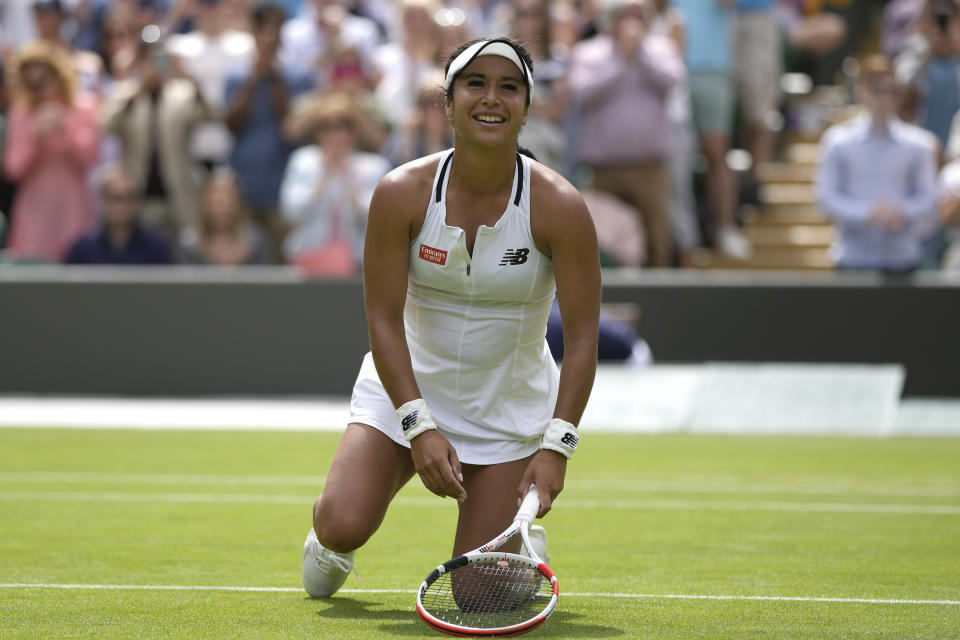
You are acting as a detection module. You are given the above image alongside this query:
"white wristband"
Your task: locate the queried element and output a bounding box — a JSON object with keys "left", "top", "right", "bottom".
{"left": 396, "top": 398, "right": 438, "bottom": 442}
{"left": 540, "top": 418, "right": 578, "bottom": 459}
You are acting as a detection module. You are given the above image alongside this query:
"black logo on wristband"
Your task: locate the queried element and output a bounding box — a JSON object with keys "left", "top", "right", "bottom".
{"left": 559, "top": 431, "right": 579, "bottom": 449}
{"left": 401, "top": 411, "right": 419, "bottom": 432}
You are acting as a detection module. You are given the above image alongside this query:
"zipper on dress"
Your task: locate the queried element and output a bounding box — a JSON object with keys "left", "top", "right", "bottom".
{"left": 466, "top": 263, "right": 471, "bottom": 276}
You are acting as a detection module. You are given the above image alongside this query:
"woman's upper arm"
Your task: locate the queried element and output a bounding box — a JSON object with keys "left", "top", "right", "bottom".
{"left": 362, "top": 168, "right": 426, "bottom": 330}
{"left": 533, "top": 174, "right": 602, "bottom": 342}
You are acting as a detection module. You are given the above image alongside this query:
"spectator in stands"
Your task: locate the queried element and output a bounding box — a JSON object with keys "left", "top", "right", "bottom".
{"left": 283, "top": 51, "right": 389, "bottom": 154}
{"left": 225, "top": 2, "right": 314, "bottom": 260}
{"left": 672, "top": 0, "right": 752, "bottom": 260}
{"left": 352, "top": 0, "right": 392, "bottom": 35}
{"left": 883, "top": 0, "right": 927, "bottom": 59}
{"left": 221, "top": 0, "right": 256, "bottom": 33}
{"left": 938, "top": 156, "right": 960, "bottom": 268}
{"left": 567, "top": 0, "right": 684, "bottom": 268}
{"left": 317, "top": 40, "right": 390, "bottom": 152}
{"left": 30, "top": 0, "right": 105, "bottom": 96}
{"left": 387, "top": 72, "right": 453, "bottom": 166}
{"left": 440, "top": 0, "right": 496, "bottom": 36}
{"left": 65, "top": 163, "right": 172, "bottom": 264}
{"left": 558, "top": 0, "right": 603, "bottom": 42}
{"left": 274, "top": 0, "right": 304, "bottom": 22}
{"left": 733, "top": 0, "right": 782, "bottom": 207}
{"left": 166, "top": 0, "right": 255, "bottom": 169}
{"left": 435, "top": 5, "right": 471, "bottom": 64}
{"left": 94, "top": 7, "right": 141, "bottom": 84}
{"left": 581, "top": 186, "right": 646, "bottom": 267}
{"left": 279, "top": 92, "right": 390, "bottom": 276}
{"left": 650, "top": 0, "right": 701, "bottom": 266}
{"left": 0, "top": 61, "right": 15, "bottom": 249}
{"left": 777, "top": 0, "right": 847, "bottom": 59}
{"left": 815, "top": 54, "right": 939, "bottom": 274}
{"left": 179, "top": 169, "right": 274, "bottom": 265}
{"left": 895, "top": 0, "right": 960, "bottom": 154}
{"left": 280, "top": 0, "right": 381, "bottom": 86}
{"left": 504, "top": 0, "right": 570, "bottom": 174}
{"left": 101, "top": 34, "right": 214, "bottom": 242}
{"left": 3, "top": 42, "right": 99, "bottom": 261}
{"left": 547, "top": 301, "right": 653, "bottom": 366}
{"left": 1, "top": 0, "right": 40, "bottom": 55}
{"left": 373, "top": 0, "right": 442, "bottom": 155}
{"left": 549, "top": 0, "right": 589, "bottom": 53}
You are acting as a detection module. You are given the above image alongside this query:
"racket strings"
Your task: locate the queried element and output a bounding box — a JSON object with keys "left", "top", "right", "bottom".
{"left": 421, "top": 561, "right": 553, "bottom": 629}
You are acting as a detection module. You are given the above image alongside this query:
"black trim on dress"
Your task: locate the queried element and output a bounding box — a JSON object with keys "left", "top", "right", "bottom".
{"left": 436, "top": 153, "right": 454, "bottom": 203}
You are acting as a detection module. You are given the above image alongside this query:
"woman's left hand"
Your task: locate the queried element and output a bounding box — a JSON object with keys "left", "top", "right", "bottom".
{"left": 518, "top": 450, "right": 567, "bottom": 518}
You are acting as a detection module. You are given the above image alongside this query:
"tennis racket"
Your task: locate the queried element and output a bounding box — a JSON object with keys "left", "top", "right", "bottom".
{"left": 415, "top": 485, "right": 558, "bottom": 637}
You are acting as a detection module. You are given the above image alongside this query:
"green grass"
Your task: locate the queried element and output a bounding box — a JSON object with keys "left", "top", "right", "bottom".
{"left": 1, "top": 429, "right": 959, "bottom": 639}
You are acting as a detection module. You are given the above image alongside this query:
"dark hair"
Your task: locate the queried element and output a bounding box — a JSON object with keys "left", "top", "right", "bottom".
{"left": 443, "top": 37, "right": 535, "bottom": 108}
{"left": 251, "top": 2, "right": 286, "bottom": 28}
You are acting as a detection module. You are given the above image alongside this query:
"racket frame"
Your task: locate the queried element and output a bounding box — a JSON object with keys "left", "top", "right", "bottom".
{"left": 415, "top": 487, "right": 559, "bottom": 637}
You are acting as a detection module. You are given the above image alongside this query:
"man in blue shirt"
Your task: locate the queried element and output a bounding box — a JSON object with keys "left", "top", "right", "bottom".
{"left": 65, "top": 164, "right": 172, "bottom": 265}
{"left": 816, "top": 55, "right": 939, "bottom": 273}
{"left": 225, "top": 2, "right": 315, "bottom": 261}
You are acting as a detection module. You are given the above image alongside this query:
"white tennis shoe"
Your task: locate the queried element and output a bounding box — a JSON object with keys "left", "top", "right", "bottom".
{"left": 302, "top": 528, "right": 358, "bottom": 598}
{"left": 521, "top": 525, "right": 550, "bottom": 566}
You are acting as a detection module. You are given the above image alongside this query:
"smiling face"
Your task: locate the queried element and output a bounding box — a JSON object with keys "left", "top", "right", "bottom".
{"left": 445, "top": 55, "right": 529, "bottom": 148}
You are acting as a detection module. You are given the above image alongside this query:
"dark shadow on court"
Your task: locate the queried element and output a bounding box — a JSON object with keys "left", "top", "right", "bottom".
{"left": 377, "top": 610, "right": 624, "bottom": 637}
{"left": 309, "top": 596, "right": 412, "bottom": 622}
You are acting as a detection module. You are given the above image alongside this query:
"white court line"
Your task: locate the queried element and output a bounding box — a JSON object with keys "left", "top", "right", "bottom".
{"left": 0, "top": 472, "right": 326, "bottom": 487}
{"left": 574, "top": 479, "right": 960, "bottom": 498}
{"left": 0, "top": 397, "right": 349, "bottom": 431}
{"left": 0, "top": 583, "right": 958, "bottom": 606}
{"left": 1, "top": 491, "right": 959, "bottom": 515}
{"left": 561, "top": 498, "right": 960, "bottom": 515}
{"left": 3, "top": 472, "right": 959, "bottom": 497}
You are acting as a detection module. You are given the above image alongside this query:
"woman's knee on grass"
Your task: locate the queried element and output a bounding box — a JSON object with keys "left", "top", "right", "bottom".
{"left": 312, "top": 494, "right": 376, "bottom": 553}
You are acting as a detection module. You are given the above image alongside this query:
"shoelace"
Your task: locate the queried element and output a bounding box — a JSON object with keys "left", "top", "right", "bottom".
{"left": 316, "top": 548, "right": 361, "bottom": 581}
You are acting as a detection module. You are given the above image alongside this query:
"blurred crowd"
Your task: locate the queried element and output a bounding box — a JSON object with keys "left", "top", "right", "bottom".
{"left": 0, "top": 0, "right": 956, "bottom": 274}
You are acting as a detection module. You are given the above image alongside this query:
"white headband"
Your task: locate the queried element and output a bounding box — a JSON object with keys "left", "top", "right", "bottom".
{"left": 443, "top": 40, "right": 534, "bottom": 102}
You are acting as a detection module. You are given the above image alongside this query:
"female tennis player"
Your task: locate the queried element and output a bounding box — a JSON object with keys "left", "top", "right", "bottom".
{"left": 303, "top": 37, "right": 601, "bottom": 598}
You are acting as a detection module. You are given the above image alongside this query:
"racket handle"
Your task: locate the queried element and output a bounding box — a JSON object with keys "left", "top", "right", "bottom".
{"left": 516, "top": 485, "right": 540, "bottom": 523}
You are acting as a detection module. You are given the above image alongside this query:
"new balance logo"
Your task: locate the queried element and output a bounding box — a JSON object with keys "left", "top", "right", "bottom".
{"left": 560, "top": 432, "right": 579, "bottom": 449}
{"left": 499, "top": 248, "right": 529, "bottom": 265}
{"left": 401, "top": 411, "right": 419, "bottom": 432}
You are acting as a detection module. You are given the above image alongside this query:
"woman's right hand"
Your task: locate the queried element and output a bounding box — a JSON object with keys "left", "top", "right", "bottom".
{"left": 410, "top": 430, "right": 467, "bottom": 502}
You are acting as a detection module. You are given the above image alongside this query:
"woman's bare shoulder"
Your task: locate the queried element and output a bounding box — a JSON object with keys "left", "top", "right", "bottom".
{"left": 528, "top": 159, "right": 588, "bottom": 218}
{"left": 373, "top": 151, "right": 448, "bottom": 211}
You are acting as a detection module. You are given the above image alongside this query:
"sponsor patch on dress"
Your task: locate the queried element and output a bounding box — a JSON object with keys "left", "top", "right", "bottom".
{"left": 419, "top": 244, "right": 448, "bottom": 265}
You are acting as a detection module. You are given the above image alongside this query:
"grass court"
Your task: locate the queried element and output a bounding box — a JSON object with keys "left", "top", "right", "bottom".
{"left": 1, "top": 427, "right": 958, "bottom": 639}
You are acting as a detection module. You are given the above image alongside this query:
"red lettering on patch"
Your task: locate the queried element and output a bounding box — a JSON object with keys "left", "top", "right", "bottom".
{"left": 419, "top": 244, "right": 448, "bottom": 266}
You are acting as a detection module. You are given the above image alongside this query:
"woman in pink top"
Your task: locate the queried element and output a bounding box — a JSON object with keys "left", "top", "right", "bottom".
{"left": 4, "top": 42, "right": 100, "bottom": 261}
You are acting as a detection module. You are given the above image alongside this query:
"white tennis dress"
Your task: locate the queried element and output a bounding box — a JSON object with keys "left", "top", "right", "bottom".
{"left": 350, "top": 150, "right": 560, "bottom": 464}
